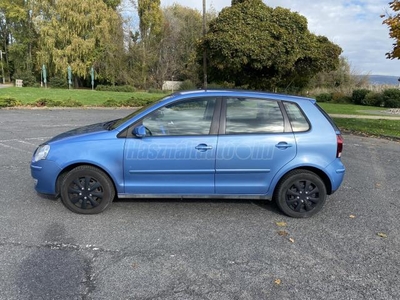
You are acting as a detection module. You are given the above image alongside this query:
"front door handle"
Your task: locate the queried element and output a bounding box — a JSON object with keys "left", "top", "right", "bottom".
{"left": 195, "top": 144, "right": 213, "bottom": 152}
{"left": 275, "top": 142, "right": 293, "bottom": 150}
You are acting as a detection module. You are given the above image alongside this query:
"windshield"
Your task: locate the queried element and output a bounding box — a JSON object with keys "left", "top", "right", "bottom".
{"left": 109, "top": 96, "right": 171, "bottom": 130}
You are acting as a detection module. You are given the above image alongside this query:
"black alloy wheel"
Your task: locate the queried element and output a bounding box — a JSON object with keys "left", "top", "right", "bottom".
{"left": 275, "top": 170, "right": 327, "bottom": 218}
{"left": 60, "top": 165, "right": 115, "bottom": 214}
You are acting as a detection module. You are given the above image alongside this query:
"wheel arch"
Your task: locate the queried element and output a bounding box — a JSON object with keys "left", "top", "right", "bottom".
{"left": 273, "top": 166, "right": 333, "bottom": 196}
{"left": 56, "top": 163, "right": 118, "bottom": 197}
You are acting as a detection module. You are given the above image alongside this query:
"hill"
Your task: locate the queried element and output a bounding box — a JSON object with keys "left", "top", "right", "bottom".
{"left": 368, "top": 75, "right": 399, "bottom": 86}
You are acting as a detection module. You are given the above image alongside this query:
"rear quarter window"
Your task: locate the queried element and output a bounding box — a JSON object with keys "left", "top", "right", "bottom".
{"left": 283, "top": 102, "right": 310, "bottom": 132}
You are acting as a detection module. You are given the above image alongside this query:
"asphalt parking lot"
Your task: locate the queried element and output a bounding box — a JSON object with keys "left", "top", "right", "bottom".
{"left": 0, "top": 108, "right": 399, "bottom": 299}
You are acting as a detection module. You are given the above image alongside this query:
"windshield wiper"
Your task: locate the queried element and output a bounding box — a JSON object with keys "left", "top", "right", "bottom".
{"left": 102, "top": 119, "right": 118, "bottom": 130}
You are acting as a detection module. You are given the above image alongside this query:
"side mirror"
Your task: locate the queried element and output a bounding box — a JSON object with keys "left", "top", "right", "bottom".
{"left": 133, "top": 125, "right": 146, "bottom": 138}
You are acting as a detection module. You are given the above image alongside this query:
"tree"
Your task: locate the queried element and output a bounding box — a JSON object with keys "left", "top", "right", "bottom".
{"left": 231, "top": 0, "right": 250, "bottom": 5}
{"left": 155, "top": 5, "right": 203, "bottom": 85}
{"left": 0, "top": 0, "right": 39, "bottom": 84}
{"left": 201, "top": 0, "right": 342, "bottom": 91}
{"left": 382, "top": 0, "right": 400, "bottom": 59}
{"left": 102, "top": 0, "right": 121, "bottom": 10}
{"left": 36, "top": 0, "right": 123, "bottom": 85}
{"left": 135, "top": 0, "right": 163, "bottom": 88}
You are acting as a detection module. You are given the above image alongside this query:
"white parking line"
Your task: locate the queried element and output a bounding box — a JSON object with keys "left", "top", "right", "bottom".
{"left": 0, "top": 137, "right": 50, "bottom": 143}
{"left": 0, "top": 142, "right": 32, "bottom": 154}
{"left": 40, "top": 124, "right": 77, "bottom": 127}
{"left": 15, "top": 140, "right": 38, "bottom": 146}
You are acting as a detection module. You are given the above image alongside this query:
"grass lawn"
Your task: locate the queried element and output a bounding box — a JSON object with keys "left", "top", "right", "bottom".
{"left": 318, "top": 102, "right": 387, "bottom": 115}
{"left": 333, "top": 118, "right": 400, "bottom": 138}
{"left": 0, "top": 87, "right": 167, "bottom": 106}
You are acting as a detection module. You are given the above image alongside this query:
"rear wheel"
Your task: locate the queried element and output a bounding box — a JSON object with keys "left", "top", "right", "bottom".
{"left": 60, "top": 165, "right": 115, "bottom": 214}
{"left": 275, "top": 170, "right": 327, "bottom": 218}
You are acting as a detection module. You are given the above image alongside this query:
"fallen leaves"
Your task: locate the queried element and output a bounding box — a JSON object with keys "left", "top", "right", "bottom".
{"left": 274, "top": 279, "right": 282, "bottom": 285}
{"left": 277, "top": 230, "right": 288, "bottom": 236}
{"left": 275, "top": 221, "right": 287, "bottom": 227}
{"left": 377, "top": 232, "right": 388, "bottom": 238}
{"left": 275, "top": 221, "right": 294, "bottom": 243}
{"left": 349, "top": 214, "right": 356, "bottom": 219}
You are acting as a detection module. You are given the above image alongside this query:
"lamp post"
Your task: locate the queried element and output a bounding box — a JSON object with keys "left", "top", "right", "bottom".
{"left": 0, "top": 50, "right": 5, "bottom": 84}
{"left": 68, "top": 66, "right": 72, "bottom": 89}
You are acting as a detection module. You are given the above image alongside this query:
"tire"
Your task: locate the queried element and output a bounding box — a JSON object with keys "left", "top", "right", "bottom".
{"left": 274, "top": 170, "right": 327, "bottom": 218}
{"left": 60, "top": 165, "right": 115, "bottom": 214}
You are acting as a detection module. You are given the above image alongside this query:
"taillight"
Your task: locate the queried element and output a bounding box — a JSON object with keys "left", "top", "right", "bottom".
{"left": 336, "top": 134, "right": 343, "bottom": 158}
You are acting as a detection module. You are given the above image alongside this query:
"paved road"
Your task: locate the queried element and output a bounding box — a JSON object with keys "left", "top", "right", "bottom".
{"left": 0, "top": 109, "right": 399, "bottom": 299}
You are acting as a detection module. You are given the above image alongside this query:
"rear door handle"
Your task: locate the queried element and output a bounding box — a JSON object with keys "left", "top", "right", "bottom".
{"left": 195, "top": 144, "right": 213, "bottom": 152}
{"left": 275, "top": 142, "right": 293, "bottom": 150}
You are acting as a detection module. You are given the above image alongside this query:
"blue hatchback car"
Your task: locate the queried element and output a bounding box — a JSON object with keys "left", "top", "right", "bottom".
{"left": 31, "top": 90, "right": 345, "bottom": 217}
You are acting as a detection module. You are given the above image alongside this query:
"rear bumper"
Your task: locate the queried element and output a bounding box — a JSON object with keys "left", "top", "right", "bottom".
{"left": 326, "top": 158, "right": 345, "bottom": 194}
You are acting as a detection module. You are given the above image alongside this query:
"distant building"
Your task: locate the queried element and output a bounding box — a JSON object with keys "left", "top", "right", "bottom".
{"left": 162, "top": 81, "right": 182, "bottom": 91}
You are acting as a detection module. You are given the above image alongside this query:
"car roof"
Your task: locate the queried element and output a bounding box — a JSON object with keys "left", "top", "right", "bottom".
{"left": 173, "top": 89, "right": 316, "bottom": 104}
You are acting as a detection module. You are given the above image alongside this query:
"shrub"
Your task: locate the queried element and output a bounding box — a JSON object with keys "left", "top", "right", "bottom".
{"left": 62, "top": 99, "right": 83, "bottom": 107}
{"left": 95, "top": 85, "right": 107, "bottom": 91}
{"left": 33, "top": 98, "right": 62, "bottom": 107}
{"left": 32, "top": 98, "right": 82, "bottom": 107}
{"left": 116, "top": 85, "right": 136, "bottom": 92}
{"left": 179, "top": 80, "right": 196, "bottom": 91}
{"left": 0, "top": 96, "right": 22, "bottom": 107}
{"left": 50, "top": 76, "right": 68, "bottom": 88}
{"left": 12, "top": 71, "right": 39, "bottom": 87}
{"left": 352, "top": 89, "right": 370, "bottom": 105}
{"left": 315, "top": 93, "right": 332, "bottom": 102}
{"left": 95, "top": 85, "right": 136, "bottom": 92}
{"left": 383, "top": 88, "right": 400, "bottom": 108}
{"left": 331, "top": 92, "right": 351, "bottom": 103}
{"left": 148, "top": 88, "right": 164, "bottom": 94}
{"left": 363, "top": 92, "right": 384, "bottom": 107}
{"left": 102, "top": 99, "right": 120, "bottom": 107}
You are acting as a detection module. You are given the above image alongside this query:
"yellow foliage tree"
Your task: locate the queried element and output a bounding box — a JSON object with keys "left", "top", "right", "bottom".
{"left": 35, "top": 0, "right": 123, "bottom": 81}
{"left": 382, "top": 0, "right": 400, "bottom": 59}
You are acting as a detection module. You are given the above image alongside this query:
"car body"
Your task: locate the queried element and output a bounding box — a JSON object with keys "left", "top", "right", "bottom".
{"left": 31, "top": 90, "right": 345, "bottom": 217}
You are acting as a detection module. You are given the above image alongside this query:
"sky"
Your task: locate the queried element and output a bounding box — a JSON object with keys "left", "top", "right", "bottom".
{"left": 159, "top": 0, "right": 400, "bottom": 77}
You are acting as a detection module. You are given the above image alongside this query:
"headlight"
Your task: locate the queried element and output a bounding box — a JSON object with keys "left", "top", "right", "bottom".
{"left": 33, "top": 145, "right": 50, "bottom": 162}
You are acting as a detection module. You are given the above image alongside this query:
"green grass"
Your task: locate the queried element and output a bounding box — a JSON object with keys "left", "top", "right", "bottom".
{"left": 318, "top": 103, "right": 386, "bottom": 115}
{"left": 0, "top": 87, "right": 167, "bottom": 106}
{"left": 333, "top": 118, "right": 400, "bottom": 138}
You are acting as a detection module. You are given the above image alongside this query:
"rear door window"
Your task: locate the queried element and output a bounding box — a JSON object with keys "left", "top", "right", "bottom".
{"left": 225, "top": 98, "right": 284, "bottom": 134}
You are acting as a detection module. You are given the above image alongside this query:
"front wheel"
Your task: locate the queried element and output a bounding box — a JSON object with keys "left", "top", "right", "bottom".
{"left": 60, "top": 165, "right": 115, "bottom": 214}
{"left": 275, "top": 170, "right": 327, "bottom": 218}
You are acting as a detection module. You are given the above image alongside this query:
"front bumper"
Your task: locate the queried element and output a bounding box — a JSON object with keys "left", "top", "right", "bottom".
{"left": 31, "top": 160, "right": 62, "bottom": 195}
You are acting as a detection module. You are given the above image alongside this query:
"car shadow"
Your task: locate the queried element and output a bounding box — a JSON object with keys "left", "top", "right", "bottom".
{"left": 114, "top": 197, "right": 283, "bottom": 215}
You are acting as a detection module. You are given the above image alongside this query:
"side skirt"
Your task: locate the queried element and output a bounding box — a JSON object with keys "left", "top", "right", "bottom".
{"left": 118, "top": 194, "right": 272, "bottom": 200}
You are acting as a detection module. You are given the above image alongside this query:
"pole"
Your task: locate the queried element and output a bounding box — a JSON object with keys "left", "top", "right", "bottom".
{"left": 202, "top": 0, "right": 207, "bottom": 90}
{"left": 0, "top": 50, "right": 5, "bottom": 84}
